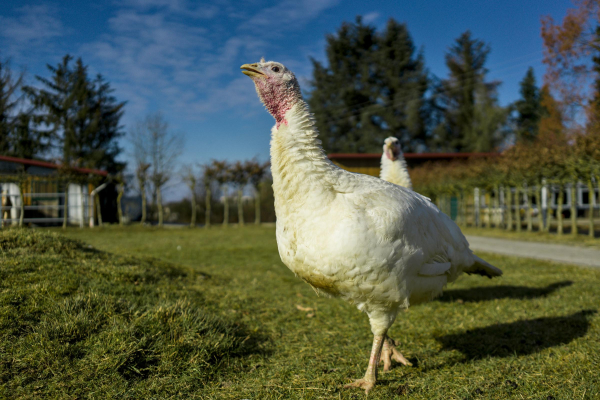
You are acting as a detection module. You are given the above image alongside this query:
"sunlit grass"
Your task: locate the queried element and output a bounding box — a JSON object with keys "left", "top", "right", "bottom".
{"left": 2, "top": 225, "right": 599, "bottom": 399}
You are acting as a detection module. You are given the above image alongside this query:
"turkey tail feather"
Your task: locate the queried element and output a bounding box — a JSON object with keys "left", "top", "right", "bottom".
{"left": 464, "top": 255, "right": 503, "bottom": 279}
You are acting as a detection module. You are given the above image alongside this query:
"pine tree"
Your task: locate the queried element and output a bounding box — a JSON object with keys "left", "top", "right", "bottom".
{"left": 309, "top": 17, "right": 430, "bottom": 153}
{"left": 514, "top": 67, "right": 542, "bottom": 142}
{"left": 25, "top": 55, "right": 125, "bottom": 172}
{"left": 8, "top": 113, "right": 51, "bottom": 159}
{"left": 0, "top": 57, "right": 23, "bottom": 154}
{"left": 591, "top": 26, "right": 600, "bottom": 121}
{"left": 433, "top": 31, "right": 507, "bottom": 152}
{"left": 0, "top": 57, "right": 51, "bottom": 159}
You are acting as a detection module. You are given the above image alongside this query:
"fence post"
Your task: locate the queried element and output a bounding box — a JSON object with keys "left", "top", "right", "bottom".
{"left": 557, "top": 184, "right": 564, "bottom": 235}
{"left": 525, "top": 184, "right": 533, "bottom": 232}
{"left": 516, "top": 186, "right": 522, "bottom": 232}
{"left": 505, "top": 186, "right": 512, "bottom": 231}
{"left": 63, "top": 185, "right": 69, "bottom": 229}
{"left": 89, "top": 183, "right": 108, "bottom": 228}
{"left": 589, "top": 179, "right": 596, "bottom": 238}
{"left": 545, "top": 183, "right": 553, "bottom": 233}
{"left": 499, "top": 186, "right": 505, "bottom": 228}
{"left": 570, "top": 182, "right": 578, "bottom": 236}
{"left": 79, "top": 185, "right": 85, "bottom": 228}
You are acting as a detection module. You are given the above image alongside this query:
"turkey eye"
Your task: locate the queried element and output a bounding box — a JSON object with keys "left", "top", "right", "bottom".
{"left": 271, "top": 66, "right": 280, "bottom": 73}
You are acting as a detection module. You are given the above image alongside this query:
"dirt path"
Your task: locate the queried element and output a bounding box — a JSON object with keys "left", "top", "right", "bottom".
{"left": 465, "top": 235, "right": 600, "bottom": 268}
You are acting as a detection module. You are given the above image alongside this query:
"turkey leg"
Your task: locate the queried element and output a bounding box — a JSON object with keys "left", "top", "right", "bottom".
{"left": 344, "top": 334, "right": 384, "bottom": 394}
{"left": 380, "top": 336, "right": 412, "bottom": 372}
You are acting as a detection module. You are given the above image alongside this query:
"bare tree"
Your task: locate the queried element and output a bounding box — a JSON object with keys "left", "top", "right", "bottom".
{"left": 181, "top": 163, "right": 199, "bottom": 228}
{"left": 130, "top": 112, "right": 183, "bottom": 227}
{"left": 212, "top": 160, "right": 231, "bottom": 227}
{"left": 135, "top": 163, "right": 150, "bottom": 224}
{"left": 202, "top": 163, "right": 217, "bottom": 228}
{"left": 245, "top": 159, "right": 270, "bottom": 225}
{"left": 129, "top": 120, "right": 151, "bottom": 225}
{"left": 115, "top": 172, "right": 131, "bottom": 226}
{"left": 231, "top": 161, "right": 250, "bottom": 227}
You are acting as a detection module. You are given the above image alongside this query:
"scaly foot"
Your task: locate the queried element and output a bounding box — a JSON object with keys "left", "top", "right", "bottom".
{"left": 380, "top": 337, "right": 412, "bottom": 372}
{"left": 344, "top": 379, "right": 375, "bottom": 394}
{"left": 345, "top": 334, "right": 384, "bottom": 394}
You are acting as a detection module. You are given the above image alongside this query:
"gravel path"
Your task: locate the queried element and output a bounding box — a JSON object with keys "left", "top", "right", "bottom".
{"left": 465, "top": 235, "right": 600, "bottom": 268}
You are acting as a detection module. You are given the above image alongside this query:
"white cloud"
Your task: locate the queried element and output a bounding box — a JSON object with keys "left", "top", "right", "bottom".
{"left": 240, "top": 0, "right": 340, "bottom": 31}
{"left": 0, "top": 5, "right": 64, "bottom": 52}
{"left": 362, "top": 11, "right": 380, "bottom": 25}
{"left": 80, "top": 0, "right": 341, "bottom": 127}
{"left": 118, "top": 0, "right": 219, "bottom": 19}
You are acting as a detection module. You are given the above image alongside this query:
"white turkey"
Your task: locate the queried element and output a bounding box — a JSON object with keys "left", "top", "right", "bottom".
{"left": 380, "top": 136, "right": 413, "bottom": 189}
{"left": 241, "top": 59, "right": 502, "bottom": 394}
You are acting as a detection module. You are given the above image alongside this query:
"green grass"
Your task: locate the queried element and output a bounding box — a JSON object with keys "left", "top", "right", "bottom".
{"left": 0, "top": 229, "right": 263, "bottom": 398}
{"left": 460, "top": 226, "right": 600, "bottom": 250}
{"left": 3, "top": 225, "right": 600, "bottom": 399}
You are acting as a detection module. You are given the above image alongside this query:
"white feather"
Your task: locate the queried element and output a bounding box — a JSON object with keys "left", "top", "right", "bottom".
{"left": 380, "top": 150, "right": 413, "bottom": 189}
{"left": 270, "top": 101, "right": 500, "bottom": 336}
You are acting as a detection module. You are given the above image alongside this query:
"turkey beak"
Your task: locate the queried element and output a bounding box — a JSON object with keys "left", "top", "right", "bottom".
{"left": 241, "top": 63, "right": 266, "bottom": 78}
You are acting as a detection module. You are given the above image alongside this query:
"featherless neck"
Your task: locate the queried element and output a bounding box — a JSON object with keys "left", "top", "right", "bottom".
{"left": 255, "top": 77, "right": 302, "bottom": 128}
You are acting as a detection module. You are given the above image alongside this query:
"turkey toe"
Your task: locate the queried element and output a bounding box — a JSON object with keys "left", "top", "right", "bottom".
{"left": 381, "top": 337, "right": 412, "bottom": 371}
{"left": 344, "top": 379, "right": 375, "bottom": 394}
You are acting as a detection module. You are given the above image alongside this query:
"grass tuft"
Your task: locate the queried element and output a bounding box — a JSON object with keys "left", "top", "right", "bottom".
{"left": 0, "top": 229, "right": 262, "bottom": 398}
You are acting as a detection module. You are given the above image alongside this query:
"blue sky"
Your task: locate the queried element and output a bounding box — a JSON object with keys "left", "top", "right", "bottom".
{"left": 0, "top": 0, "right": 573, "bottom": 199}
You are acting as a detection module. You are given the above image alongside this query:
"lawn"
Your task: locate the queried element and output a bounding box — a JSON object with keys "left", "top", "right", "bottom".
{"left": 2, "top": 225, "right": 599, "bottom": 399}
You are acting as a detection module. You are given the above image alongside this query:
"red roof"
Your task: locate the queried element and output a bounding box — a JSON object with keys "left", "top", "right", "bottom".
{"left": 328, "top": 152, "right": 500, "bottom": 160}
{"left": 0, "top": 155, "right": 108, "bottom": 176}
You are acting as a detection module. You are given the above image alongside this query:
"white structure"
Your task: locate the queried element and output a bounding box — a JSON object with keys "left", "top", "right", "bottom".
{"left": 0, "top": 183, "right": 21, "bottom": 226}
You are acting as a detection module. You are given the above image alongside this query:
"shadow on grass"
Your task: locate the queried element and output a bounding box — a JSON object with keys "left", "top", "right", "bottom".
{"left": 438, "top": 281, "right": 573, "bottom": 303}
{"left": 436, "top": 309, "right": 596, "bottom": 360}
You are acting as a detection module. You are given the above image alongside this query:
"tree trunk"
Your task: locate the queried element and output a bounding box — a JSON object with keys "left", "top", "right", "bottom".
{"left": 557, "top": 185, "right": 564, "bottom": 235}
{"left": 570, "top": 183, "right": 577, "bottom": 236}
{"left": 254, "top": 185, "right": 261, "bottom": 225}
{"left": 190, "top": 193, "right": 197, "bottom": 228}
{"left": 536, "top": 184, "right": 543, "bottom": 233}
{"left": 157, "top": 187, "right": 163, "bottom": 227}
{"left": 96, "top": 193, "right": 103, "bottom": 227}
{"left": 545, "top": 184, "right": 552, "bottom": 233}
{"left": 117, "top": 188, "right": 124, "bottom": 226}
{"left": 222, "top": 184, "right": 229, "bottom": 227}
{"left": 525, "top": 185, "right": 533, "bottom": 232}
{"left": 589, "top": 179, "right": 595, "bottom": 238}
{"left": 515, "top": 187, "right": 522, "bottom": 232}
{"left": 237, "top": 189, "right": 244, "bottom": 227}
{"left": 141, "top": 182, "right": 147, "bottom": 225}
{"left": 205, "top": 187, "right": 211, "bottom": 228}
{"left": 63, "top": 183, "right": 69, "bottom": 229}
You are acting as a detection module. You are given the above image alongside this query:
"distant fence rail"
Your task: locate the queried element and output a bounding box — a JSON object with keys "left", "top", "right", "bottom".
{"left": 437, "top": 182, "right": 599, "bottom": 234}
